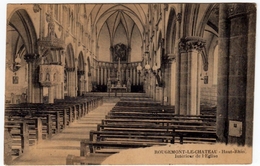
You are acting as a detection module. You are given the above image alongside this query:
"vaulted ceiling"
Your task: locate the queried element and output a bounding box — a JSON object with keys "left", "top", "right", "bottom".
{"left": 86, "top": 4, "right": 148, "bottom": 39}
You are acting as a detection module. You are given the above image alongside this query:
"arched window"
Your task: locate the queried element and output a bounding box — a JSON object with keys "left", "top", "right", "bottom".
{"left": 213, "top": 45, "right": 218, "bottom": 85}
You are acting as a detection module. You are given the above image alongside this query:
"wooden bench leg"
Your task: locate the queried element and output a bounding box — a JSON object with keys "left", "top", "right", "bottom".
{"left": 180, "top": 136, "right": 183, "bottom": 144}
{"left": 21, "top": 122, "right": 29, "bottom": 153}
{"left": 63, "top": 109, "right": 67, "bottom": 128}
{"left": 56, "top": 112, "right": 60, "bottom": 133}
{"left": 66, "top": 154, "right": 75, "bottom": 165}
{"left": 97, "top": 124, "right": 101, "bottom": 131}
{"left": 171, "top": 136, "right": 175, "bottom": 144}
{"left": 47, "top": 114, "right": 52, "bottom": 139}
{"left": 4, "top": 130, "right": 13, "bottom": 165}
{"left": 69, "top": 109, "right": 73, "bottom": 123}
{"left": 36, "top": 118, "right": 42, "bottom": 144}
{"left": 89, "top": 132, "right": 94, "bottom": 141}
{"left": 73, "top": 106, "right": 77, "bottom": 120}
{"left": 80, "top": 140, "right": 88, "bottom": 156}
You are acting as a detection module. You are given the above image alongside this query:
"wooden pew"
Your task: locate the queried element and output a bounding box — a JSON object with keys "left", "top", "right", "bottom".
{"left": 80, "top": 139, "right": 168, "bottom": 155}
{"left": 101, "top": 118, "right": 216, "bottom": 126}
{"left": 89, "top": 130, "right": 175, "bottom": 143}
{"left": 81, "top": 119, "right": 215, "bottom": 154}
{"left": 5, "top": 96, "right": 104, "bottom": 140}
{"left": 115, "top": 101, "right": 161, "bottom": 107}
{"left": 4, "top": 130, "right": 13, "bottom": 165}
{"left": 73, "top": 98, "right": 216, "bottom": 163}
{"left": 105, "top": 114, "right": 216, "bottom": 121}
{"left": 66, "top": 153, "right": 111, "bottom": 165}
{"left": 5, "top": 106, "right": 65, "bottom": 136}
{"left": 5, "top": 120, "right": 29, "bottom": 156}
{"left": 4, "top": 96, "right": 104, "bottom": 162}
{"left": 110, "top": 107, "right": 175, "bottom": 113}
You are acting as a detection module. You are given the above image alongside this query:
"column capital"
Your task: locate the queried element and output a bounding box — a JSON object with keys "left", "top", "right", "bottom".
{"left": 178, "top": 37, "right": 206, "bottom": 52}
{"left": 185, "top": 36, "right": 206, "bottom": 52}
{"left": 24, "top": 54, "right": 39, "bottom": 63}
{"left": 178, "top": 38, "right": 188, "bottom": 53}
{"left": 33, "top": 4, "right": 41, "bottom": 13}
{"left": 228, "top": 3, "right": 248, "bottom": 19}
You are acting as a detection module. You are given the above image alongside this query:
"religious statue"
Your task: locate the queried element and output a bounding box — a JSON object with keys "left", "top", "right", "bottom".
{"left": 155, "top": 69, "right": 164, "bottom": 87}
{"left": 46, "top": 73, "right": 50, "bottom": 81}
{"left": 127, "top": 77, "right": 131, "bottom": 92}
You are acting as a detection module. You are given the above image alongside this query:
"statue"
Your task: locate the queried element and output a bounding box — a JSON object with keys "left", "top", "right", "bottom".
{"left": 127, "top": 77, "right": 131, "bottom": 92}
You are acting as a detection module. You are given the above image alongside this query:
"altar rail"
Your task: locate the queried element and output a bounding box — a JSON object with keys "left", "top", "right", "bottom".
{"left": 93, "top": 60, "right": 143, "bottom": 87}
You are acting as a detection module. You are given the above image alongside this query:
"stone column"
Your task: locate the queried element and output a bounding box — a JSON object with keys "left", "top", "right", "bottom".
{"left": 126, "top": 69, "right": 129, "bottom": 81}
{"left": 84, "top": 63, "right": 88, "bottom": 92}
{"left": 97, "top": 66, "right": 100, "bottom": 85}
{"left": 245, "top": 4, "right": 256, "bottom": 146}
{"left": 153, "top": 76, "right": 156, "bottom": 101}
{"left": 186, "top": 37, "right": 205, "bottom": 115}
{"left": 137, "top": 70, "right": 140, "bottom": 85}
{"left": 178, "top": 37, "right": 205, "bottom": 115}
{"left": 104, "top": 67, "right": 107, "bottom": 86}
{"left": 77, "top": 72, "right": 84, "bottom": 96}
{"left": 227, "top": 4, "right": 249, "bottom": 145}
{"left": 122, "top": 69, "right": 124, "bottom": 84}
{"left": 217, "top": 4, "right": 230, "bottom": 143}
{"left": 179, "top": 39, "right": 188, "bottom": 115}
{"left": 55, "top": 83, "right": 61, "bottom": 99}
{"left": 133, "top": 69, "right": 136, "bottom": 85}
{"left": 67, "top": 68, "right": 76, "bottom": 97}
{"left": 53, "top": 85, "right": 57, "bottom": 99}
{"left": 48, "top": 86, "right": 54, "bottom": 103}
{"left": 24, "top": 54, "right": 39, "bottom": 103}
{"left": 101, "top": 67, "right": 104, "bottom": 85}
{"left": 169, "top": 60, "right": 176, "bottom": 105}
{"left": 148, "top": 75, "right": 151, "bottom": 97}
{"left": 130, "top": 68, "right": 133, "bottom": 84}
{"left": 175, "top": 12, "right": 181, "bottom": 113}
{"left": 108, "top": 68, "right": 110, "bottom": 80}
{"left": 55, "top": 65, "right": 64, "bottom": 99}
{"left": 155, "top": 86, "right": 159, "bottom": 101}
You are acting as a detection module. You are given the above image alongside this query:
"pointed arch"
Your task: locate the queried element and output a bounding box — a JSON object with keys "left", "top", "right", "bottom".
{"left": 65, "top": 43, "right": 75, "bottom": 69}
{"left": 86, "top": 56, "right": 91, "bottom": 75}
{"left": 196, "top": 4, "right": 218, "bottom": 37}
{"left": 165, "top": 7, "right": 176, "bottom": 55}
{"left": 8, "top": 9, "right": 38, "bottom": 55}
{"left": 78, "top": 51, "right": 85, "bottom": 72}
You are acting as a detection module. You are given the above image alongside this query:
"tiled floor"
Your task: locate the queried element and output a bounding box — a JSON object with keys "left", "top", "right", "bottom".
{"left": 11, "top": 103, "right": 115, "bottom": 165}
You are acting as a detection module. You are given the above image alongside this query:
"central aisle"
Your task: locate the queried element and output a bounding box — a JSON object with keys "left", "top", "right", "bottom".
{"left": 11, "top": 103, "right": 115, "bottom": 165}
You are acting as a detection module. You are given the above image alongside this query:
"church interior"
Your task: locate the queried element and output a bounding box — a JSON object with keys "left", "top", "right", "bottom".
{"left": 4, "top": 3, "right": 256, "bottom": 165}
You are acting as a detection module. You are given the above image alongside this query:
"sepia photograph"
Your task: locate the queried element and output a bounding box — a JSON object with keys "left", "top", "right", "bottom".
{"left": 2, "top": 1, "right": 259, "bottom": 165}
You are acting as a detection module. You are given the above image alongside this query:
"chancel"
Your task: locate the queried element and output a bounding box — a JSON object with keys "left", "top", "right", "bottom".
{"left": 4, "top": 3, "right": 256, "bottom": 165}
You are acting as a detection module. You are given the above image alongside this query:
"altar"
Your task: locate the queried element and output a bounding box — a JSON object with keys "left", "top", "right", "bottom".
{"left": 109, "top": 86, "right": 127, "bottom": 97}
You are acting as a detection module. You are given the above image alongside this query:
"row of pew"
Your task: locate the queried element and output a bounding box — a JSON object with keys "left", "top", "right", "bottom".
{"left": 4, "top": 96, "right": 103, "bottom": 165}
{"left": 66, "top": 97, "right": 217, "bottom": 165}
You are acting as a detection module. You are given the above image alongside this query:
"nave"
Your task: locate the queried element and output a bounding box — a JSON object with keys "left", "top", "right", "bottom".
{"left": 9, "top": 102, "right": 114, "bottom": 165}
{"left": 5, "top": 95, "right": 217, "bottom": 165}
{"left": 4, "top": 3, "right": 256, "bottom": 164}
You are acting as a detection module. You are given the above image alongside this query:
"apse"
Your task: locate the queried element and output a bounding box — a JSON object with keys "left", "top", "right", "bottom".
{"left": 98, "top": 23, "right": 111, "bottom": 62}
{"left": 130, "top": 24, "right": 142, "bottom": 62}
{"left": 97, "top": 9, "right": 143, "bottom": 63}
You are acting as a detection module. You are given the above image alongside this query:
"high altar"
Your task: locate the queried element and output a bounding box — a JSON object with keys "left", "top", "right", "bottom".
{"left": 94, "top": 43, "right": 143, "bottom": 93}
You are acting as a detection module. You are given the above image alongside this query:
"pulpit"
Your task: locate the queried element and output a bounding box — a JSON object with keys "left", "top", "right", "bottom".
{"left": 39, "top": 64, "right": 63, "bottom": 103}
